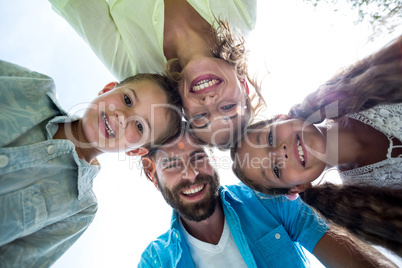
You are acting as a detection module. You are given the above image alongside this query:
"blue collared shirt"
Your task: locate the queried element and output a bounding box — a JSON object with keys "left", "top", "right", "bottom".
{"left": 0, "top": 60, "right": 100, "bottom": 267}
{"left": 139, "top": 183, "right": 329, "bottom": 267}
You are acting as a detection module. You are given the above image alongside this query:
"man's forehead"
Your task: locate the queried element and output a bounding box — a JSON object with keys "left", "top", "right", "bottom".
{"left": 154, "top": 136, "right": 205, "bottom": 160}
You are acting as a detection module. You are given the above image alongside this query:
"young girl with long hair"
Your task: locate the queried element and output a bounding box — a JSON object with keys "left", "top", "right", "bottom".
{"left": 231, "top": 35, "right": 402, "bottom": 257}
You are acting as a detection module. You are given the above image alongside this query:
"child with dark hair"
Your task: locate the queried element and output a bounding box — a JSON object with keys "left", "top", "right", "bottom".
{"left": 0, "top": 60, "right": 181, "bottom": 266}
{"left": 231, "top": 36, "right": 402, "bottom": 257}
{"left": 49, "top": 0, "right": 266, "bottom": 148}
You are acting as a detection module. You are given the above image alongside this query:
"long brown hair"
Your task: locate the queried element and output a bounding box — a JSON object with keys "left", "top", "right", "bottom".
{"left": 231, "top": 36, "right": 402, "bottom": 257}
{"left": 289, "top": 35, "right": 402, "bottom": 123}
{"left": 300, "top": 183, "right": 402, "bottom": 257}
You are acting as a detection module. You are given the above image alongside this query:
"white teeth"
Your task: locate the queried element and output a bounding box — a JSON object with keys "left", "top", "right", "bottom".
{"left": 102, "top": 112, "right": 115, "bottom": 137}
{"left": 182, "top": 185, "right": 204, "bottom": 195}
{"left": 192, "top": 79, "right": 219, "bottom": 92}
{"left": 297, "top": 136, "right": 305, "bottom": 164}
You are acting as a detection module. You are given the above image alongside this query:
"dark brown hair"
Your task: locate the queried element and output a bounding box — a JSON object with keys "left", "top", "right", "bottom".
{"left": 300, "top": 183, "right": 402, "bottom": 257}
{"left": 289, "top": 35, "right": 402, "bottom": 123}
{"left": 231, "top": 36, "right": 402, "bottom": 257}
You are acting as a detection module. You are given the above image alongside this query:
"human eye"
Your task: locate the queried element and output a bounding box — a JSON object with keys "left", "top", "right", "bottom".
{"left": 267, "top": 131, "right": 273, "bottom": 146}
{"left": 163, "top": 161, "right": 181, "bottom": 171}
{"left": 273, "top": 163, "right": 280, "bottom": 178}
{"left": 221, "top": 104, "right": 236, "bottom": 111}
{"left": 123, "top": 94, "right": 132, "bottom": 107}
{"left": 136, "top": 121, "right": 143, "bottom": 134}
{"left": 192, "top": 153, "right": 208, "bottom": 162}
{"left": 192, "top": 113, "right": 207, "bottom": 120}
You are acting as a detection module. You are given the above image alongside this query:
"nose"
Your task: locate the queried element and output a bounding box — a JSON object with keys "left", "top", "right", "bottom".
{"left": 182, "top": 164, "right": 199, "bottom": 181}
{"left": 200, "top": 92, "right": 218, "bottom": 106}
{"left": 270, "top": 144, "right": 288, "bottom": 160}
{"left": 115, "top": 110, "right": 128, "bottom": 129}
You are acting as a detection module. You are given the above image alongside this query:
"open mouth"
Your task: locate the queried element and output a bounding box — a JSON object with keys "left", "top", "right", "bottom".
{"left": 101, "top": 112, "right": 115, "bottom": 137}
{"left": 191, "top": 79, "right": 220, "bottom": 92}
{"left": 296, "top": 135, "right": 306, "bottom": 167}
{"left": 189, "top": 75, "right": 222, "bottom": 94}
{"left": 181, "top": 183, "right": 206, "bottom": 198}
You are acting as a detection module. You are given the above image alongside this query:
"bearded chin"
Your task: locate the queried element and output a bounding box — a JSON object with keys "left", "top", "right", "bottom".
{"left": 160, "top": 171, "right": 220, "bottom": 222}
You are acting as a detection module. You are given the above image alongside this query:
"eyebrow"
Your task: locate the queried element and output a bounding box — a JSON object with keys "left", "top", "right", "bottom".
{"left": 160, "top": 149, "right": 206, "bottom": 165}
{"left": 129, "top": 88, "right": 151, "bottom": 131}
{"left": 261, "top": 167, "right": 268, "bottom": 182}
{"left": 256, "top": 129, "right": 277, "bottom": 183}
{"left": 189, "top": 149, "right": 206, "bottom": 157}
{"left": 257, "top": 130, "right": 262, "bottom": 146}
{"left": 193, "top": 114, "right": 239, "bottom": 129}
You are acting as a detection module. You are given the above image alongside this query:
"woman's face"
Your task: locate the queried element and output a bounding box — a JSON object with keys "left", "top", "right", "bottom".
{"left": 235, "top": 119, "right": 328, "bottom": 189}
{"left": 178, "top": 57, "right": 247, "bottom": 146}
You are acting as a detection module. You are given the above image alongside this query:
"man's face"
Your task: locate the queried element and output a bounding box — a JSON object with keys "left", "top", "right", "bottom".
{"left": 152, "top": 135, "right": 220, "bottom": 222}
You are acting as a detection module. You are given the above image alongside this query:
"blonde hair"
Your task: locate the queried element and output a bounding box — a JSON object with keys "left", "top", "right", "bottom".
{"left": 165, "top": 19, "right": 266, "bottom": 149}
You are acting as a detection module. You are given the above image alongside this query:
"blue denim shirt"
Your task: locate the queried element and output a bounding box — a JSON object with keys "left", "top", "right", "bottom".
{"left": 138, "top": 183, "right": 329, "bottom": 267}
{"left": 0, "top": 60, "right": 100, "bottom": 267}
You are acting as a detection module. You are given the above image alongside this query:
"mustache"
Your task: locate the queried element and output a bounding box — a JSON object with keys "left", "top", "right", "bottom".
{"left": 172, "top": 173, "right": 214, "bottom": 193}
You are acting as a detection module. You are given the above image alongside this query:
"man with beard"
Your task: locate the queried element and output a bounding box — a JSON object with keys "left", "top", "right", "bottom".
{"left": 138, "top": 126, "right": 396, "bottom": 267}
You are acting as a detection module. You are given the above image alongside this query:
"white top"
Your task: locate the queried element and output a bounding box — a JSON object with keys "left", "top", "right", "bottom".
{"left": 180, "top": 218, "right": 247, "bottom": 268}
{"left": 340, "top": 104, "right": 402, "bottom": 188}
{"left": 49, "top": 0, "right": 257, "bottom": 80}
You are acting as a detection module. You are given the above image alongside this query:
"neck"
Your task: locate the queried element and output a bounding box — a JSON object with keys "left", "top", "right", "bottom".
{"left": 180, "top": 200, "right": 224, "bottom": 245}
{"left": 319, "top": 118, "right": 363, "bottom": 169}
{"left": 55, "top": 120, "right": 102, "bottom": 163}
{"left": 163, "top": 0, "right": 215, "bottom": 66}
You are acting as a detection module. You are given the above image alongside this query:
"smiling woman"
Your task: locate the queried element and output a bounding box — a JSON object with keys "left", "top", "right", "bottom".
{"left": 2, "top": 0, "right": 402, "bottom": 266}
{"left": 49, "top": 0, "right": 264, "bottom": 148}
{"left": 178, "top": 56, "right": 254, "bottom": 147}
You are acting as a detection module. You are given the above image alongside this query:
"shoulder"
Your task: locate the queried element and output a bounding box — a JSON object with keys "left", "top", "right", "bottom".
{"left": 223, "top": 183, "right": 288, "bottom": 203}
{"left": 0, "top": 60, "right": 56, "bottom": 97}
{"left": 139, "top": 227, "right": 177, "bottom": 264}
{"left": 221, "top": 183, "right": 303, "bottom": 219}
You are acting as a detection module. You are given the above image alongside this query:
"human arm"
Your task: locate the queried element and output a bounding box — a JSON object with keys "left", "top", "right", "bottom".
{"left": 138, "top": 256, "right": 153, "bottom": 268}
{"left": 313, "top": 226, "right": 397, "bottom": 268}
{"left": 264, "top": 195, "right": 395, "bottom": 267}
{"left": 48, "top": 0, "right": 133, "bottom": 80}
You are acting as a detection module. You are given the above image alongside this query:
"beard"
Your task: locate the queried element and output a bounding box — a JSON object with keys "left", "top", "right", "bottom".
{"left": 158, "top": 171, "right": 220, "bottom": 222}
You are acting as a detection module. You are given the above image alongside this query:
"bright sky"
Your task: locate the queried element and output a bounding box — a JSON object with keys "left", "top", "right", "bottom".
{"left": 1, "top": 0, "right": 401, "bottom": 267}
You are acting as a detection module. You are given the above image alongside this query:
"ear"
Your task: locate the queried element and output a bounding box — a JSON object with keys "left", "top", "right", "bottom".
{"left": 239, "top": 78, "right": 249, "bottom": 95}
{"left": 126, "top": 147, "right": 149, "bottom": 157}
{"left": 98, "top": 82, "right": 118, "bottom": 96}
{"left": 141, "top": 157, "right": 159, "bottom": 190}
{"left": 274, "top": 114, "right": 291, "bottom": 121}
{"left": 289, "top": 183, "right": 312, "bottom": 194}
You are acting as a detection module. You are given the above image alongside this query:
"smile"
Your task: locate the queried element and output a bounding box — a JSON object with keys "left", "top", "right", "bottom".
{"left": 182, "top": 184, "right": 205, "bottom": 196}
{"left": 191, "top": 79, "right": 220, "bottom": 92}
{"left": 101, "top": 112, "right": 115, "bottom": 137}
{"left": 296, "top": 135, "right": 306, "bottom": 167}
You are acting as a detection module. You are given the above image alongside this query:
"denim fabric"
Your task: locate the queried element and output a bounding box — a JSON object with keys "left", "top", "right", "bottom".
{"left": 0, "top": 60, "right": 100, "bottom": 268}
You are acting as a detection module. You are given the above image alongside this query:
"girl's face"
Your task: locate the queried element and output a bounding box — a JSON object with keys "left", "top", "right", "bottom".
{"left": 236, "top": 119, "right": 328, "bottom": 189}
{"left": 178, "top": 57, "right": 247, "bottom": 146}
{"left": 81, "top": 80, "right": 169, "bottom": 153}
